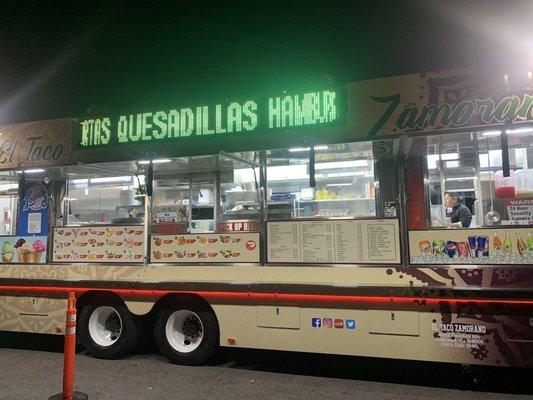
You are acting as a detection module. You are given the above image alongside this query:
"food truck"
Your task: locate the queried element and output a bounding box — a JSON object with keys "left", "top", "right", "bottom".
{"left": 0, "top": 66, "right": 532, "bottom": 367}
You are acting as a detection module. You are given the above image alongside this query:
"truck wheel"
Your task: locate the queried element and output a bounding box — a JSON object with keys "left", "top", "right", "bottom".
{"left": 79, "top": 302, "right": 139, "bottom": 359}
{"left": 154, "top": 301, "right": 218, "bottom": 365}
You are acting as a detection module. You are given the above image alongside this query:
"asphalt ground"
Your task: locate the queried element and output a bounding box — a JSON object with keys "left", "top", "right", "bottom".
{"left": 0, "top": 332, "right": 532, "bottom": 400}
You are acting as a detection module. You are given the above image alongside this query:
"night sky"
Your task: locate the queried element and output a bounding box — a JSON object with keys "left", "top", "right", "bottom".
{"left": 0, "top": 0, "right": 532, "bottom": 125}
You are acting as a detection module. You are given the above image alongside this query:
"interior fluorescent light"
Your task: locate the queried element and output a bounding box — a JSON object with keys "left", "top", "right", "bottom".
{"left": 90, "top": 176, "right": 132, "bottom": 184}
{"left": 19, "top": 169, "right": 45, "bottom": 174}
{"left": 64, "top": 197, "right": 77, "bottom": 201}
{"left": 483, "top": 128, "right": 532, "bottom": 136}
{"left": 138, "top": 159, "right": 172, "bottom": 164}
{"left": 316, "top": 171, "right": 364, "bottom": 178}
{"left": 315, "top": 160, "right": 368, "bottom": 169}
{"left": 288, "top": 145, "right": 328, "bottom": 152}
{"left": 445, "top": 176, "right": 476, "bottom": 181}
{"left": 440, "top": 153, "right": 458, "bottom": 161}
{"left": 445, "top": 161, "right": 459, "bottom": 168}
{"left": 445, "top": 188, "right": 475, "bottom": 193}
{"left": 482, "top": 130, "right": 501, "bottom": 137}
{"left": 326, "top": 183, "right": 352, "bottom": 187}
{"left": 507, "top": 128, "right": 533, "bottom": 134}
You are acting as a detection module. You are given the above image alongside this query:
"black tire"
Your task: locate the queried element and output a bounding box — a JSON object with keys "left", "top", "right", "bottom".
{"left": 154, "top": 300, "right": 219, "bottom": 366}
{"left": 78, "top": 300, "right": 139, "bottom": 359}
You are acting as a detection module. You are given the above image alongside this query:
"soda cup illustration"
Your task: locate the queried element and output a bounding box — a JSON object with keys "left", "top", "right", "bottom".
{"left": 419, "top": 240, "right": 431, "bottom": 255}
{"left": 445, "top": 241, "right": 457, "bottom": 258}
{"left": 432, "top": 240, "right": 445, "bottom": 256}
{"left": 457, "top": 241, "right": 469, "bottom": 258}
{"left": 467, "top": 235, "right": 477, "bottom": 258}
{"left": 477, "top": 236, "right": 489, "bottom": 257}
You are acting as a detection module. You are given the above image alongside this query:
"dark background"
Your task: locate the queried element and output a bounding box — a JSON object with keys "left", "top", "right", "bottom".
{"left": 0, "top": 0, "right": 532, "bottom": 124}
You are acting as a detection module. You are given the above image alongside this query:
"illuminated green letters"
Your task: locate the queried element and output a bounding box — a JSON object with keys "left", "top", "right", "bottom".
{"left": 79, "top": 89, "right": 339, "bottom": 147}
{"left": 268, "top": 91, "right": 336, "bottom": 128}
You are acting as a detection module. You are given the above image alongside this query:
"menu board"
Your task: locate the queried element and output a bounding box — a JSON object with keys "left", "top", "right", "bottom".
{"left": 53, "top": 226, "right": 144, "bottom": 263}
{"left": 409, "top": 227, "right": 533, "bottom": 265}
{"left": 0, "top": 236, "right": 48, "bottom": 264}
{"left": 150, "top": 233, "right": 260, "bottom": 263}
{"left": 267, "top": 219, "right": 400, "bottom": 264}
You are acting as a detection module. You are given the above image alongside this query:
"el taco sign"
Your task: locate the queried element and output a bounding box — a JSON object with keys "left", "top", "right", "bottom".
{"left": 0, "top": 119, "right": 73, "bottom": 170}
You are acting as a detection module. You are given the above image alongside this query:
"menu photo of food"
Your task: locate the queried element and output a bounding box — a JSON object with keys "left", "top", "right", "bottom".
{"left": 150, "top": 233, "right": 260, "bottom": 263}
{"left": 53, "top": 226, "right": 144, "bottom": 263}
{"left": 0, "top": 236, "right": 48, "bottom": 264}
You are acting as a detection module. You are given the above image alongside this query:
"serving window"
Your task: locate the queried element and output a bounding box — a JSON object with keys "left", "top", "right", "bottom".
{"left": 265, "top": 139, "right": 397, "bottom": 220}
{"left": 406, "top": 127, "right": 533, "bottom": 265}
{"left": 152, "top": 152, "right": 260, "bottom": 234}
{"left": 65, "top": 163, "right": 145, "bottom": 225}
{"left": 150, "top": 153, "right": 261, "bottom": 263}
{"left": 264, "top": 139, "right": 401, "bottom": 265}
{"left": 410, "top": 128, "right": 533, "bottom": 229}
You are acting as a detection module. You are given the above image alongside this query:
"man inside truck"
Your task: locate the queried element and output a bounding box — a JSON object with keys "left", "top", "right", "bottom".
{"left": 444, "top": 192, "right": 472, "bottom": 228}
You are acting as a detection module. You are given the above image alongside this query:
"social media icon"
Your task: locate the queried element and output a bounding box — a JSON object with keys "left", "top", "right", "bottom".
{"left": 334, "top": 319, "right": 344, "bottom": 328}
{"left": 346, "top": 319, "right": 356, "bottom": 330}
{"left": 323, "top": 318, "right": 333, "bottom": 328}
{"left": 311, "top": 318, "right": 322, "bottom": 328}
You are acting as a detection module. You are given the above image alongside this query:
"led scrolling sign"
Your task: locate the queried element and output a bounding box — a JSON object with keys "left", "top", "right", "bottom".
{"left": 79, "top": 89, "right": 341, "bottom": 148}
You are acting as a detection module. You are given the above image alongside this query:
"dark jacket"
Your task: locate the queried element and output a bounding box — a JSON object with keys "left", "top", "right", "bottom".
{"left": 451, "top": 203, "right": 472, "bottom": 228}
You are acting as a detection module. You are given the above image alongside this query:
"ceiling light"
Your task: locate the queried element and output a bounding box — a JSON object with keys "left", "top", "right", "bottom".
{"left": 288, "top": 145, "right": 328, "bottom": 152}
{"left": 315, "top": 160, "right": 368, "bottom": 169}
{"left": 507, "top": 128, "right": 533, "bottom": 134}
{"left": 137, "top": 159, "right": 172, "bottom": 164}
{"left": 445, "top": 176, "right": 476, "bottom": 181}
{"left": 482, "top": 130, "right": 501, "bottom": 137}
{"left": 90, "top": 176, "right": 132, "bottom": 184}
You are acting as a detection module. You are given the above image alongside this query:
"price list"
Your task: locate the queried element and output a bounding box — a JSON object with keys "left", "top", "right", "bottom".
{"left": 267, "top": 221, "right": 301, "bottom": 262}
{"left": 334, "top": 220, "right": 359, "bottom": 262}
{"left": 300, "top": 221, "right": 334, "bottom": 262}
{"left": 367, "top": 224, "right": 397, "bottom": 261}
{"left": 267, "top": 219, "right": 399, "bottom": 264}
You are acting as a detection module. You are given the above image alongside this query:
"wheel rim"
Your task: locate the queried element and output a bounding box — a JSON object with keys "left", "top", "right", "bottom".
{"left": 165, "top": 310, "right": 204, "bottom": 353}
{"left": 88, "top": 306, "right": 123, "bottom": 347}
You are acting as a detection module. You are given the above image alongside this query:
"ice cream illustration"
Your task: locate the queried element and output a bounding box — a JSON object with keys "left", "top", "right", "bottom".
{"left": 1, "top": 241, "right": 14, "bottom": 262}
{"left": 15, "top": 239, "right": 33, "bottom": 263}
{"left": 32, "top": 240, "right": 46, "bottom": 263}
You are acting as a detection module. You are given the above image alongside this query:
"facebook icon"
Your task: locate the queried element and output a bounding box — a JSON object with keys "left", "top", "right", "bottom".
{"left": 311, "top": 318, "right": 322, "bottom": 328}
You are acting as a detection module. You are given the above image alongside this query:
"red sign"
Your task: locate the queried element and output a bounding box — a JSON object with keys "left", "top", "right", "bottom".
{"left": 217, "top": 220, "right": 261, "bottom": 232}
